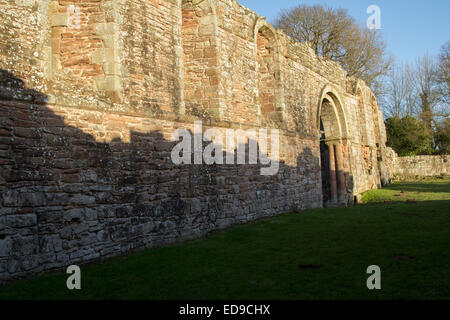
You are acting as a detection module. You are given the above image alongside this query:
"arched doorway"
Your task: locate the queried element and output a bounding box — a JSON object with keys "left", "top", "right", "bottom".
{"left": 317, "top": 88, "right": 349, "bottom": 207}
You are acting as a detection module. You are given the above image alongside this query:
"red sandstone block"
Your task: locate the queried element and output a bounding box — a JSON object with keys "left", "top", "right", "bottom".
{"left": 11, "top": 111, "right": 32, "bottom": 122}
{"left": 51, "top": 27, "right": 64, "bottom": 39}
{"left": 13, "top": 128, "right": 40, "bottom": 139}
{"left": 61, "top": 174, "right": 80, "bottom": 183}
{"left": 0, "top": 129, "right": 11, "bottom": 136}
{"left": 14, "top": 208, "right": 35, "bottom": 214}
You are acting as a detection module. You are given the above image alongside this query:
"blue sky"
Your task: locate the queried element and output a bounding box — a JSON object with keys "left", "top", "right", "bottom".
{"left": 240, "top": 0, "right": 450, "bottom": 65}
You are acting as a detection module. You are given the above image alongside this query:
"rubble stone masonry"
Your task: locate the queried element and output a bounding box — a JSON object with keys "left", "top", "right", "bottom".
{"left": 393, "top": 154, "right": 449, "bottom": 178}
{"left": 0, "top": 0, "right": 390, "bottom": 282}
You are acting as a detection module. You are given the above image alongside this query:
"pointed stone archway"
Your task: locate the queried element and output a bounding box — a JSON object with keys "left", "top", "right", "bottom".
{"left": 317, "top": 86, "right": 350, "bottom": 207}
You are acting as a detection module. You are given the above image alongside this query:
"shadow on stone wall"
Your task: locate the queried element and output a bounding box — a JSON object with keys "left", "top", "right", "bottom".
{"left": 0, "top": 70, "right": 353, "bottom": 283}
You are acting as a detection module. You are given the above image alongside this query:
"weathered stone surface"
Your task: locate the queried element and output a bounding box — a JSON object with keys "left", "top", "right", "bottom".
{"left": 392, "top": 154, "right": 449, "bottom": 178}
{"left": 0, "top": 237, "right": 12, "bottom": 257}
{"left": 2, "top": 190, "right": 19, "bottom": 207}
{"left": 0, "top": 0, "right": 393, "bottom": 283}
{"left": 6, "top": 214, "right": 37, "bottom": 228}
{"left": 18, "top": 193, "right": 47, "bottom": 207}
{"left": 69, "top": 195, "right": 96, "bottom": 206}
{"left": 63, "top": 209, "right": 84, "bottom": 223}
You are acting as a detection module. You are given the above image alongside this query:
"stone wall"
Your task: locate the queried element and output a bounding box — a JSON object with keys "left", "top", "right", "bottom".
{"left": 0, "top": 0, "right": 389, "bottom": 282}
{"left": 393, "top": 155, "right": 450, "bottom": 178}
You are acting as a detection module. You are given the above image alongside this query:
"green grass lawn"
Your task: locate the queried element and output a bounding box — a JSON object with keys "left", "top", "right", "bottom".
{"left": 1, "top": 180, "right": 449, "bottom": 300}
{"left": 362, "top": 178, "right": 450, "bottom": 203}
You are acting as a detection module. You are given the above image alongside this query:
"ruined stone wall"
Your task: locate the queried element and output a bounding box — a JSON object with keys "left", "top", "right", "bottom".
{"left": 393, "top": 155, "right": 450, "bottom": 178}
{"left": 0, "top": 0, "right": 388, "bottom": 282}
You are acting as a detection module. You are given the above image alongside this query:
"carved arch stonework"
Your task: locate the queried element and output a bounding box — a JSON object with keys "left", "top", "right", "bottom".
{"left": 317, "top": 84, "right": 352, "bottom": 206}
{"left": 317, "top": 85, "right": 349, "bottom": 140}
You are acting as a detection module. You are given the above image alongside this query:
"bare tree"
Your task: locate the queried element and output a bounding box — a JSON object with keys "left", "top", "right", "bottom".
{"left": 381, "top": 42, "right": 449, "bottom": 154}
{"left": 437, "top": 41, "right": 450, "bottom": 103}
{"left": 414, "top": 53, "right": 446, "bottom": 132}
{"left": 273, "top": 5, "right": 392, "bottom": 90}
{"left": 381, "top": 62, "right": 418, "bottom": 118}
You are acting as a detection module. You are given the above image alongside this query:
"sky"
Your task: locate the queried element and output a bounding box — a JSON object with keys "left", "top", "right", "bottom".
{"left": 239, "top": 0, "right": 450, "bottom": 65}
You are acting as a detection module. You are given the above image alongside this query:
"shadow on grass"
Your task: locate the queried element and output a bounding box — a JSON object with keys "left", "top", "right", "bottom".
{"left": 360, "top": 199, "right": 450, "bottom": 210}
{"left": 386, "top": 181, "right": 450, "bottom": 193}
{"left": 362, "top": 179, "right": 450, "bottom": 204}
{"left": 1, "top": 199, "right": 449, "bottom": 300}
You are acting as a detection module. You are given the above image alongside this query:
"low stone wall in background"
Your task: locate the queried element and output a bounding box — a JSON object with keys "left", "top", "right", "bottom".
{"left": 394, "top": 155, "right": 450, "bottom": 178}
